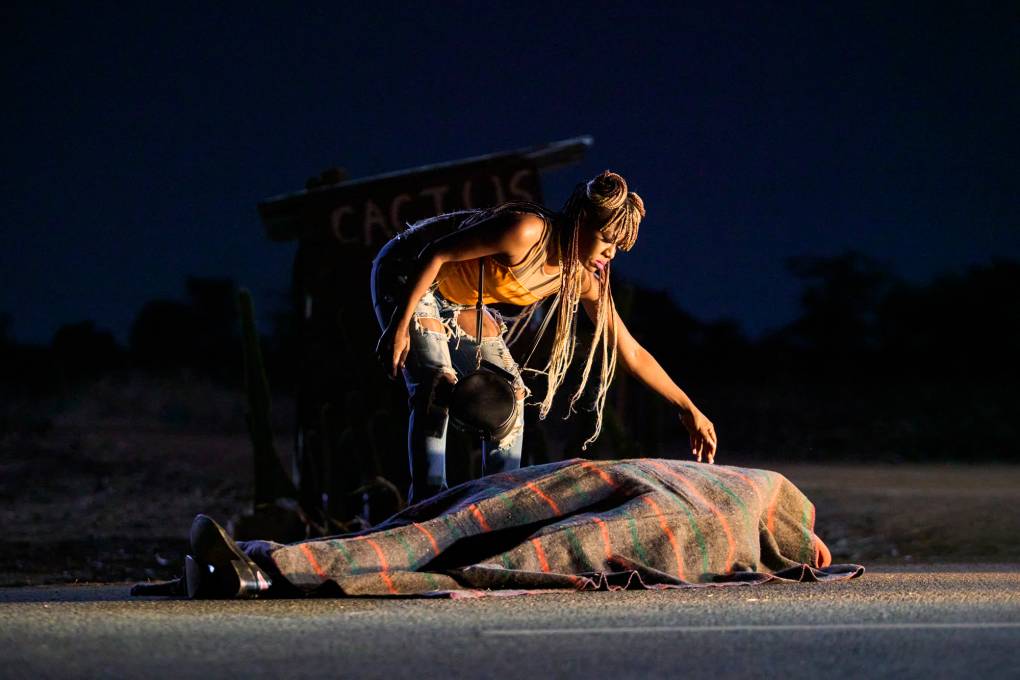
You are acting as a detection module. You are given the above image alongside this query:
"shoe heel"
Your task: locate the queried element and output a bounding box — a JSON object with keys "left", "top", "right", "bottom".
{"left": 229, "top": 559, "right": 273, "bottom": 598}
{"left": 185, "top": 554, "right": 213, "bottom": 599}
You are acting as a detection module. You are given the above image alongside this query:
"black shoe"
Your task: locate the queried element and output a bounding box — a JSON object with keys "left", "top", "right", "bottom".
{"left": 187, "top": 514, "right": 273, "bottom": 599}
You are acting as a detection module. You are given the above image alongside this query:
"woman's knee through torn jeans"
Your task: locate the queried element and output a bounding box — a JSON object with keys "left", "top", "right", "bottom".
{"left": 370, "top": 239, "right": 532, "bottom": 504}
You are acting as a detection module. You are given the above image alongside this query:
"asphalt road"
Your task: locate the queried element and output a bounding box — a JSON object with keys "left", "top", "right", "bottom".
{"left": 2, "top": 564, "right": 1018, "bottom": 679}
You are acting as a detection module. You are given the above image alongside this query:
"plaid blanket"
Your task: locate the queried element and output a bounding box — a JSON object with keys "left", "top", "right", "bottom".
{"left": 248, "top": 458, "right": 863, "bottom": 597}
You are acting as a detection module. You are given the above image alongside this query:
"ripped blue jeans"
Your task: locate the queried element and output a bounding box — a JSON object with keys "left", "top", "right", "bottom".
{"left": 371, "top": 238, "right": 531, "bottom": 504}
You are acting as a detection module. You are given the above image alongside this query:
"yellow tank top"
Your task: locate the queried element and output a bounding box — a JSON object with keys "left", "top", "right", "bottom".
{"left": 436, "top": 216, "right": 561, "bottom": 306}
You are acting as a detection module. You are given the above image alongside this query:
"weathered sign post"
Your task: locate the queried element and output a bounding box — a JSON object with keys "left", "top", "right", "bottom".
{"left": 257, "top": 136, "right": 591, "bottom": 529}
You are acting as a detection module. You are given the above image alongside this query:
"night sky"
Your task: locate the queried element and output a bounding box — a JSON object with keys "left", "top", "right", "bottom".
{"left": 4, "top": 3, "right": 1016, "bottom": 345}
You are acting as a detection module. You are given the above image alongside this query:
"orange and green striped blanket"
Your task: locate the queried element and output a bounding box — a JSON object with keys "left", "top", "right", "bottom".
{"left": 246, "top": 458, "right": 863, "bottom": 597}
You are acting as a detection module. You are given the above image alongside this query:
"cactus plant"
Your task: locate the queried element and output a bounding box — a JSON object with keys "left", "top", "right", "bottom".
{"left": 237, "top": 288, "right": 300, "bottom": 505}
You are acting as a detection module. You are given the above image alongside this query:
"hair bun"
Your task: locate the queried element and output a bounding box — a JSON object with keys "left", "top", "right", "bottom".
{"left": 586, "top": 170, "right": 629, "bottom": 211}
{"left": 627, "top": 191, "right": 646, "bottom": 219}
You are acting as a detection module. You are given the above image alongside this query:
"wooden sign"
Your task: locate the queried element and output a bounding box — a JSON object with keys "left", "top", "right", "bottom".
{"left": 257, "top": 137, "right": 591, "bottom": 246}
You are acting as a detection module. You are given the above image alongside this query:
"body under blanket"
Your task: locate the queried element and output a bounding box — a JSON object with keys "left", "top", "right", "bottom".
{"left": 241, "top": 458, "right": 863, "bottom": 597}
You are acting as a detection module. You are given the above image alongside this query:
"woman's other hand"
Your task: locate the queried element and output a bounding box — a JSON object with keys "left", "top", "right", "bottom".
{"left": 376, "top": 321, "right": 410, "bottom": 380}
{"left": 679, "top": 408, "right": 718, "bottom": 463}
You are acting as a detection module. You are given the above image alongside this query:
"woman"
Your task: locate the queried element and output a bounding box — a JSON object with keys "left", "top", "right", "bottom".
{"left": 371, "top": 170, "right": 718, "bottom": 503}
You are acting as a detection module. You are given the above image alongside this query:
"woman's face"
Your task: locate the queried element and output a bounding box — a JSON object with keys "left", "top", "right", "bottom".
{"left": 576, "top": 223, "right": 620, "bottom": 275}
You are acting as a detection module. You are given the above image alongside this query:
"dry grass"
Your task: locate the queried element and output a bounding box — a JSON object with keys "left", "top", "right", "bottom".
{"left": 0, "top": 372, "right": 293, "bottom": 586}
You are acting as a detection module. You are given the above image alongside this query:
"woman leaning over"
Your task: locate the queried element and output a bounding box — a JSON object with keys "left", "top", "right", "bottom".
{"left": 372, "top": 171, "right": 718, "bottom": 503}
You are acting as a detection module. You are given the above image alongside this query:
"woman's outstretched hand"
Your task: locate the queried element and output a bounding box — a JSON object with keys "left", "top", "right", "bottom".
{"left": 679, "top": 407, "right": 718, "bottom": 463}
{"left": 376, "top": 320, "right": 410, "bottom": 381}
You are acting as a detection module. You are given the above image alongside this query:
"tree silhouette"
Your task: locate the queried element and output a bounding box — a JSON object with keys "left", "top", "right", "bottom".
{"left": 780, "top": 251, "right": 896, "bottom": 365}
{"left": 51, "top": 320, "right": 124, "bottom": 383}
{"left": 129, "top": 299, "right": 198, "bottom": 370}
{"left": 0, "top": 313, "right": 11, "bottom": 349}
{"left": 128, "top": 277, "right": 241, "bottom": 382}
{"left": 878, "top": 258, "right": 1020, "bottom": 377}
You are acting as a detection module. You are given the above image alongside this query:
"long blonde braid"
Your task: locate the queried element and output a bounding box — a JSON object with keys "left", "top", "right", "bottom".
{"left": 532, "top": 170, "right": 644, "bottom": 451}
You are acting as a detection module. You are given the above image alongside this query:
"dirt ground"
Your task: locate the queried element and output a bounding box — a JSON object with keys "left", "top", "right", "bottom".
{"left": 779, "top": 462, "right": 1020, "bottom": 564}
{"left": 2, "top": 374, "right": 1018, "bottom": 586}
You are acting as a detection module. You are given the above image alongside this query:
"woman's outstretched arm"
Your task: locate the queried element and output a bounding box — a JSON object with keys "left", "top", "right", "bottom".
{"left": 579, "top": 274, "right": 718, "bottom": 462}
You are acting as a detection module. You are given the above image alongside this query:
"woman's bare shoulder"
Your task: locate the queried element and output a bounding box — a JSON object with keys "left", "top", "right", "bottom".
{"left": 506, "top": 211, "right": 547, "bottom": 242}
{"left": 495, "top": 212, "right": 547, "bottom": 265}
